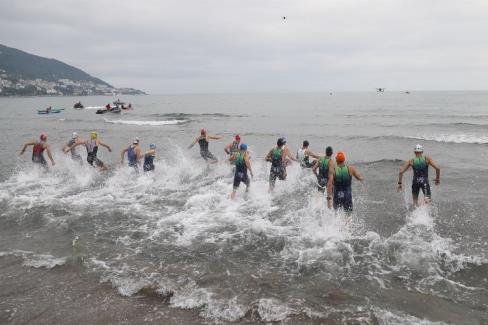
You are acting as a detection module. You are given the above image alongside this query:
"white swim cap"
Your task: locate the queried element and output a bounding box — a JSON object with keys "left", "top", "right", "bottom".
{"left": 72, "top": 132, "right": 79, "bottom": 139}
{"left": 414, "top": 144, "right": 424, "bottom": 152}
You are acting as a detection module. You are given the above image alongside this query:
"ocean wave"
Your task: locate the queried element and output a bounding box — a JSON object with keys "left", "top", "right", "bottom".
{"left": 381, "top": 122, "right": 488, "bottom": 129}
{"left": 1, "top": 146, "right": 486, "bottom": 323}
{"left": 358, "top": 158, "right": 405, "bottom": 166}
{"left": 0, "top": 250, "right": 67, "bottom": 269}
{"left": 344, "top": 134, "right": 488, "bottom": 144}
{"left": 103, "top": 118, "right": 188, "bottom": 126}
{"left": 151, "top": 112, "right": 246, "bottom": 119}
{"left": 405, "top": 134, "right": 488, "bottom": 144}
{"left": 84, "top": 106, "right": 105, "bottom": 110}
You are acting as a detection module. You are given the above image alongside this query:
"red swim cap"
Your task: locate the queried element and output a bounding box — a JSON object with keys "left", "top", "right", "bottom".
{"left": 200, "top": 128, "right": 206, "bottom": 135}
{"left": 235, "top": 134, "right": 240, "bottom": 141}
{"left": 40, "top": 133, "right": 47, "bottom": 141}
{"left": 336, "top": 151, "right": 345, "bottom": 163}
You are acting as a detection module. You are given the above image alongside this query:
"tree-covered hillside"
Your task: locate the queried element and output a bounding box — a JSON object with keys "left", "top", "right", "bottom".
{"left": 0, "top": 44, "right": 111, "bottom": 86}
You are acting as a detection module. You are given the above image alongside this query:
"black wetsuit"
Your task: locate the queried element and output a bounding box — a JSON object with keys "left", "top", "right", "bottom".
{"left": 86, "top": 140, "right": 104, "bottom": 167}
{"left": 143, "top": 153, "right": 155, "bottom": 172}
{"left": 412, "top": 156, "right": 431, "bottom": 199}
{"left": 198, "top": 137, "right": 216, "bottom": 161}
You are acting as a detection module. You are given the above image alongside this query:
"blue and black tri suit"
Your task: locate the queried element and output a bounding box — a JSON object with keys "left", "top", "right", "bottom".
{"left": 143, "top": 152, "right": 155, "bottom": 172}
{"left": 198, "top": 137, "right": 217, "bottom": 161}
{"left": 127, "top": 145, "right": 139, "bottom": 169}
{"left": 411, "top": 156, "right": 431, "bottom": 199}
{"left": 269, "top": 147, "right": 286, "bottom": 185}
{"left": 317, "top": 156, "right": 330, "bottom": 192}
{"left": 32, "top": 141, "right": 47, "bottom": 165}
{"left": 333, "top": 164, "right": 353, "bottom": 212}
{"left": 233, "top": 152, "right": 250, "bottom": 189}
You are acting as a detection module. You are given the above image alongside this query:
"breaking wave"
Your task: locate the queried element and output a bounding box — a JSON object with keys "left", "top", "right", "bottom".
{"left": 103, "top": 118, "right": 188, "bottom": 126}
{"left": 404, "top": 134, "right": 488, "bottom": 144}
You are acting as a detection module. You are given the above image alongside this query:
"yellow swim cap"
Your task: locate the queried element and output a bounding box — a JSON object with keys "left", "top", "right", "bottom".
{"left": 90, "top": 131, "right": 97, "bottom": 139}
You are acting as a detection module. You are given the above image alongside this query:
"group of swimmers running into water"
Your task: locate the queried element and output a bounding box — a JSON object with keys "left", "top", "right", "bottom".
{"left": 20, "top": 132, "right": 156, "bottom": 173}
{"left": 20, "top": 128, "right": 441, "bottom": 212}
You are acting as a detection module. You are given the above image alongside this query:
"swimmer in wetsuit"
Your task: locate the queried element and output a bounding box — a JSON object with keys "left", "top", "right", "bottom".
{"left": 397, "top": 144, "right": 441, "bottom": 206}
{"left": 229, "top": 143, "right": 254, "bottom": 199}
{"left": 224, "top": 134, "right": 241, "bottom": 162}
{"left": 312, "top": 146, "right": 334, "bottom": 193}
{"left": 188, "top": 129, "right": 222, "bottom": 163}
{"left": 20, "top": 133, "right": 55, "bottom": 168}
{"left": 121, "top": 137, "right": 142, "bottom": 171}
{"left": 327, "top": 151, "right": 363, "bottom": 213}
{"left": 63, "top": 132, "right": 84, "bottom": 164}
{"left": 265, "top": 137, "right": 297, "bottom": 191}
{"left": 66, "top": 131, "right": 111, "bottom": 171}
{"left": 143, "top": 144, "right": 156, "bottom": 172}
{"left": 297, "top": 140, "right": 320, "bottom": 168}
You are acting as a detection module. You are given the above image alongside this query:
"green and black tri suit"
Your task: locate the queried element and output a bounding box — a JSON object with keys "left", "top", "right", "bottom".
{"left": 411, "top": 156, "right": 431, "bottom": 199}
{"left": 233, "top": 152, "right": 250, "bottom": 189}
{"left": 333, "top": 164, "right": 353, "bottom": 212}
{"left": 269, "top": 147, "right": 286, "bottom": 185}
{"left": 317, "top": 156, "right": 330, "bottom": 192}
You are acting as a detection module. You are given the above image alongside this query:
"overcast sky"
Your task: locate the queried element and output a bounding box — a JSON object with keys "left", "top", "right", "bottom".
{"left": 1, "top": 0, "right": 487, "bottom": 93}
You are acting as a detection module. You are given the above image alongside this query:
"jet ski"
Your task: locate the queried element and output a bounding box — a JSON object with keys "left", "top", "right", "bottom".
{"left": 73, "top": 102, "right": 84, "bottom": 109}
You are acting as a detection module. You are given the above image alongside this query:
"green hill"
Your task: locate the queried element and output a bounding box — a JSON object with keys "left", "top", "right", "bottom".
{"left": 0, "top": 44, "right": 111, "bottom": 86}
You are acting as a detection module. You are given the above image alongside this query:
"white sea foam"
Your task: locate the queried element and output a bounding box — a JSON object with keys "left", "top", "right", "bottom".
{"left": 257, "top": 298, "right": 291, "bottom": 321}
{"left": 22, "top": 254, "right": 67, "bottom": 268}
{"left": 374, "top": 307, "right": 448, "bottom": 325}
{"left": 103, "top": 118, "right": 187, "bottom": 126}
{"left": 0, "top": 250, "right": 67, "bottom": 269}
{"left": 84, "top": 106, "right": 105, "bottom": 110}
{"left": 405, "top": 134, "right": 488, "bottom": 144}
{"left": 2, "top": 144, "right": 486, "bottom": 323}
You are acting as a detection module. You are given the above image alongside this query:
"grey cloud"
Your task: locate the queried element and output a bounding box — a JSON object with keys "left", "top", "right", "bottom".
{"left": 1, "top": 0, "right": 488, "bottom": 93}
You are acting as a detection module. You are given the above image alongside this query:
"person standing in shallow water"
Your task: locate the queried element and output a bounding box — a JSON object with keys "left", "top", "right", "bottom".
{"left": 327, "top": 151, "right": 363, "bottom": 213}
{"left": 20, "top": 133, "right": 55, "bottom": 168}
{"left": 397, "top": 144, "right": 441, "bottom": 206}
{"left": 188, "top": 129, "right": 222, "bottom": 163}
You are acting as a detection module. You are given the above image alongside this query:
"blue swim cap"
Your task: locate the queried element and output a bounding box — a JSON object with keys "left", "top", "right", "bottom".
{"left": 149, "top": 143, "right": 156, "bottom": 149}
{"left": 240, "top": 143, "right": 247, "bottom": 151}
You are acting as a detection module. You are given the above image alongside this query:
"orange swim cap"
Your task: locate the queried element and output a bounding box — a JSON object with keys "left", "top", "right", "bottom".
{"left": 336, "top": 151, "right": 345, "bottom": 163}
